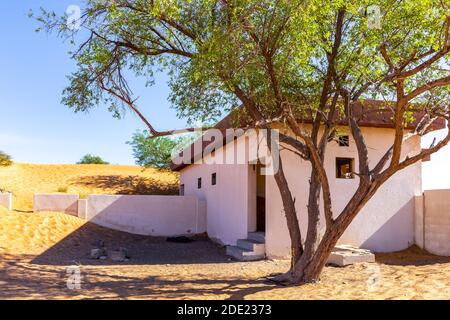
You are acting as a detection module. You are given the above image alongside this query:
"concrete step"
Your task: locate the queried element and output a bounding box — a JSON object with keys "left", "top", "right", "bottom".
{"left": 237, "top": 239, "right": 266, "bottom": 254}
{"left": 247, "top": 232, "right": 265, "bottom": 243}
{"left": 226, "top": 245, "right": 265, "bottom": 261}
{"left": 327, "top": 245, "right": 375, "bottom": 266}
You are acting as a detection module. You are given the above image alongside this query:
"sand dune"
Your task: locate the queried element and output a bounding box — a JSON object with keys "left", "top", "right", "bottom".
{"left": 0, "top": 163, "right": 179, "bottom": 211}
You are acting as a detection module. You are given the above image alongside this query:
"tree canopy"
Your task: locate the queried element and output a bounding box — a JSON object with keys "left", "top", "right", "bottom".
{"left": 127, "top": 130, "right": 195, "bottom": 169}
{"left": 77, "top": 154, "right": 109, "bottom": 164}
{"left": 0, "top": 151, "right": 13, "bottom": 167}
{"left": 36, "top": 0, "right": 448, "bottom": 127}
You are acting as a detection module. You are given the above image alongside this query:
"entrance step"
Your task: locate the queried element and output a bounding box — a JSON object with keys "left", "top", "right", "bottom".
{"left": 247, "top": 232, "right": 265, "bottom": 243}
{"left": 226, "top": 232, "right": 266, "bottom": 261}
{"left": 226, "top": 245, "right": 265, "bottom": 261}
{"left": 237, "top": 239, "right": 266, "bottom": 255}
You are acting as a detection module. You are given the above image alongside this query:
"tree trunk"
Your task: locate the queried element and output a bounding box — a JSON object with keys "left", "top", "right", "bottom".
{"left": 272, "top": 155, "right": 304, "bottom": 266}
{"left": 289, "top": 183, "right": 381, "bottom": 284}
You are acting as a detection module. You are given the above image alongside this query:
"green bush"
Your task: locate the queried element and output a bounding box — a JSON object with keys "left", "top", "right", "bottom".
{"left": 0, "top": 151, "right": 13, "bottom": 167}
{"left": 57, "top": 186, "right": 68, "bottom": 193}
{"left": 77, "top": 154, "right": 109, "bottom": 165}
{"left": 127, "top": 130, "right": 198, "bottom": 169}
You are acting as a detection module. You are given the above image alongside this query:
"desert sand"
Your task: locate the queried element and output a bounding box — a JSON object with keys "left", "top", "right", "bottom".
{"left": 1, "top": 163, "right": 449, "bottom": 299}
{"left": 0, "top": 206, "right": 449, "bottom": 300}
{"left": 0, "top": 163, "right": 179, "bottom": 211}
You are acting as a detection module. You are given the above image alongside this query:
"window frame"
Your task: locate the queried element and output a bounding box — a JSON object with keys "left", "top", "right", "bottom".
{"left": 336, "top": 157, "right": 355, "bottom": 179}
{"left": 338, "top": 135, "right": 350, "bottom": 147}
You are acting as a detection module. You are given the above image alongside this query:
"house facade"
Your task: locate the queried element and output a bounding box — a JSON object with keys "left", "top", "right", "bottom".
{"left": 172, "top": 105, "right": 443, "bottom": 259}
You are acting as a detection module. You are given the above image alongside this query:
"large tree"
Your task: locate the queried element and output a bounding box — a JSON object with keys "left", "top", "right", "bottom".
{"left": 37, "top": 0, "right": 450, "bottom": 284}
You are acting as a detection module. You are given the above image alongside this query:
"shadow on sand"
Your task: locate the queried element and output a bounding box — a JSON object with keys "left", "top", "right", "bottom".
{"left": 31, "top": 221, "right": 232, "bottom": 266}
{"left": 70, "top": 175, "right": 179, "bottom": 196}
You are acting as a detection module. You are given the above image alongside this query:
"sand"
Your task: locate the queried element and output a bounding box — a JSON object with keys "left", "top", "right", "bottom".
{"left": 0, "top": 163, "right": 179, "bottom": 211}
{"left": 0, "top": 206, "right": 449, "bottom": 300}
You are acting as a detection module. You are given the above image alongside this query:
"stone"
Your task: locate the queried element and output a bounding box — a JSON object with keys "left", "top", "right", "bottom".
{"left": 90, "top": 248, "right": 107, "bottom": 259}
{"left": 109, "top": 248, "right": 129, "bottom": 262}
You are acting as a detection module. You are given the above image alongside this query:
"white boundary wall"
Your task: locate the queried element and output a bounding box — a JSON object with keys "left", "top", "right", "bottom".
{"left": 86, "top": 195, "right": 206, "bottom": 236}
{"left": 0, "top": 192, "right": 12, "bottom": 210}
{"left": 32, "top": 194, "right": 206, "bottom": 237}
{"left": 33, "top": 194, "right": 79, "bottom": 215}
{"left": 415, "top": 189, "right": 450, "bottom": 256}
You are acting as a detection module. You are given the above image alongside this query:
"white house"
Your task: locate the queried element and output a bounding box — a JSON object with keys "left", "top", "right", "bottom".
{"left": 171, "top": 100, "right": 444, "bottom": 260}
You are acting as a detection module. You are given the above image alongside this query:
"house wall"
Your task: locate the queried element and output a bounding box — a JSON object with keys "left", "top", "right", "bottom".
{"left": 179, "top": 131, "right": 262, "bottom": 245}
{"left": 179, "top": 126, "right": 422, "bottom": 255}
{"left": 180, "top": 163, "right": 254, "bottom": 245}
{"left": 266, "top": 127, "right": 422, "bottom": 258}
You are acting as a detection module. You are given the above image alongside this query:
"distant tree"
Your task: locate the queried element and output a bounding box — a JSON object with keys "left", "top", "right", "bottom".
{"left": 77, "top": 154, "right": 109, "bottom": 165}
{"left": 127, "top": 130, "right": 195, "bottom": 169}
{"left": 0, "top": 151, "right": 13, "bottom": 167}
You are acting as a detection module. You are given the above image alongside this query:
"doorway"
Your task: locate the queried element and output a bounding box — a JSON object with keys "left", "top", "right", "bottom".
{"left": 256, "top": 164, "right": 266, "bottom": 232}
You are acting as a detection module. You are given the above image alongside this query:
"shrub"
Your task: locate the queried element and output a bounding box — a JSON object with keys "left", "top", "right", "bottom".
{"left": 0, "top": 151, "right": 13, "bottom": 167}
{"left": 127, "top": 130, "right": 198, "bottom": 169}
{"left": 57, "top": 186, "right": 68, "bottom": 193}
{"left": 77, "top": 154, "right": 109, "bottom": 165}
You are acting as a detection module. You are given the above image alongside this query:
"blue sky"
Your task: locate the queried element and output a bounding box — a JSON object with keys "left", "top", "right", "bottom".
{"left": 0, "top": 1, "right": 187, "bottom": 165}
{"left": 0, "top": 1, "right": 448, "bottom": 189}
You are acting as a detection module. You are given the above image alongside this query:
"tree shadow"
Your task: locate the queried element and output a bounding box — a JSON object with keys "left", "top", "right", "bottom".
{"left": 375, "top": 245, "right": 450, "bottom": 266}
{"left": 70, "top": 175, "right": 179, "bottom": 195}
{"left": 0, "top": 252, "right": 279, "bottom": 299}
{"left": 31, "top": 221, "right": 233, "bottom": 266}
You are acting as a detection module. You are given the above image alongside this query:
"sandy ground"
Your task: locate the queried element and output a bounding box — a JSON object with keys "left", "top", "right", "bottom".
{"left": 0, "top": 163, "right": 179, "bottom": 211}
{"left": 0, "top": 207, "right": 449, "bottom": 300}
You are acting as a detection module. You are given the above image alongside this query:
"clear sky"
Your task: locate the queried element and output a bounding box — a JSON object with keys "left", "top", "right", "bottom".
{"left": 0, "top": 1, "right": 188, "bottom": 165}
{"left": 0, "top": 1, "right": 448, "bottom": 189}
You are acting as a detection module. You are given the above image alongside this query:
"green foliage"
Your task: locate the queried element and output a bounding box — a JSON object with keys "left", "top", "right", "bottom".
{"left": 0, "top": 151, "right": 13, "bottom": 167}
{"left": 127, "top": 130, "right": 196, "bottom": 169}
{"left": 56, "top": 186, "right": 68, "bottom": 193}
{"left": 34, "top": 0, "right": 449, "bottom": 127}
{"left": 77, "top": 154, "right": 109, "bottom": 165}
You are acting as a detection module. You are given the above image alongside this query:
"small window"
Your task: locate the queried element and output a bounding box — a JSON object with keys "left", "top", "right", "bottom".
{"left": 338, "top": 135, "right": 350, "bottom": 147}
{"left": 336, "top": 158, "right": 354, "bottom": 179}
{"left": 180, "top": 184, "right": 185, "bottom": 196}
{"left": 197, "top": 178, "right": 202, "bottom": 189}
{"left": 211, "top": 173, "right": 217, "bottom": 185}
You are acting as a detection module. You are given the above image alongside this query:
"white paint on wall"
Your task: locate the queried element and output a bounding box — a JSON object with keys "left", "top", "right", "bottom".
{"left": 180, "top": 131, "right": 262, "bottom": 245}
{"left": 0, "top": 192, "right": 12, "bottom": 210}
{"left": 266, "top": 127, "right": 421, "bottom": 257}
{"left": 86, "top": 195, "right": 206, "bottom": 236}
{"left": 179, "top": 126, "right": 423, "bottom": 256}
{"left": 419, "top": 189, "right": 450, "bottom": 256}
{"left": 78, "top": 199, "right": 88, "bottom": 220}
{"left": 33, "top": 194, "right": 79, "bottom": 215}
